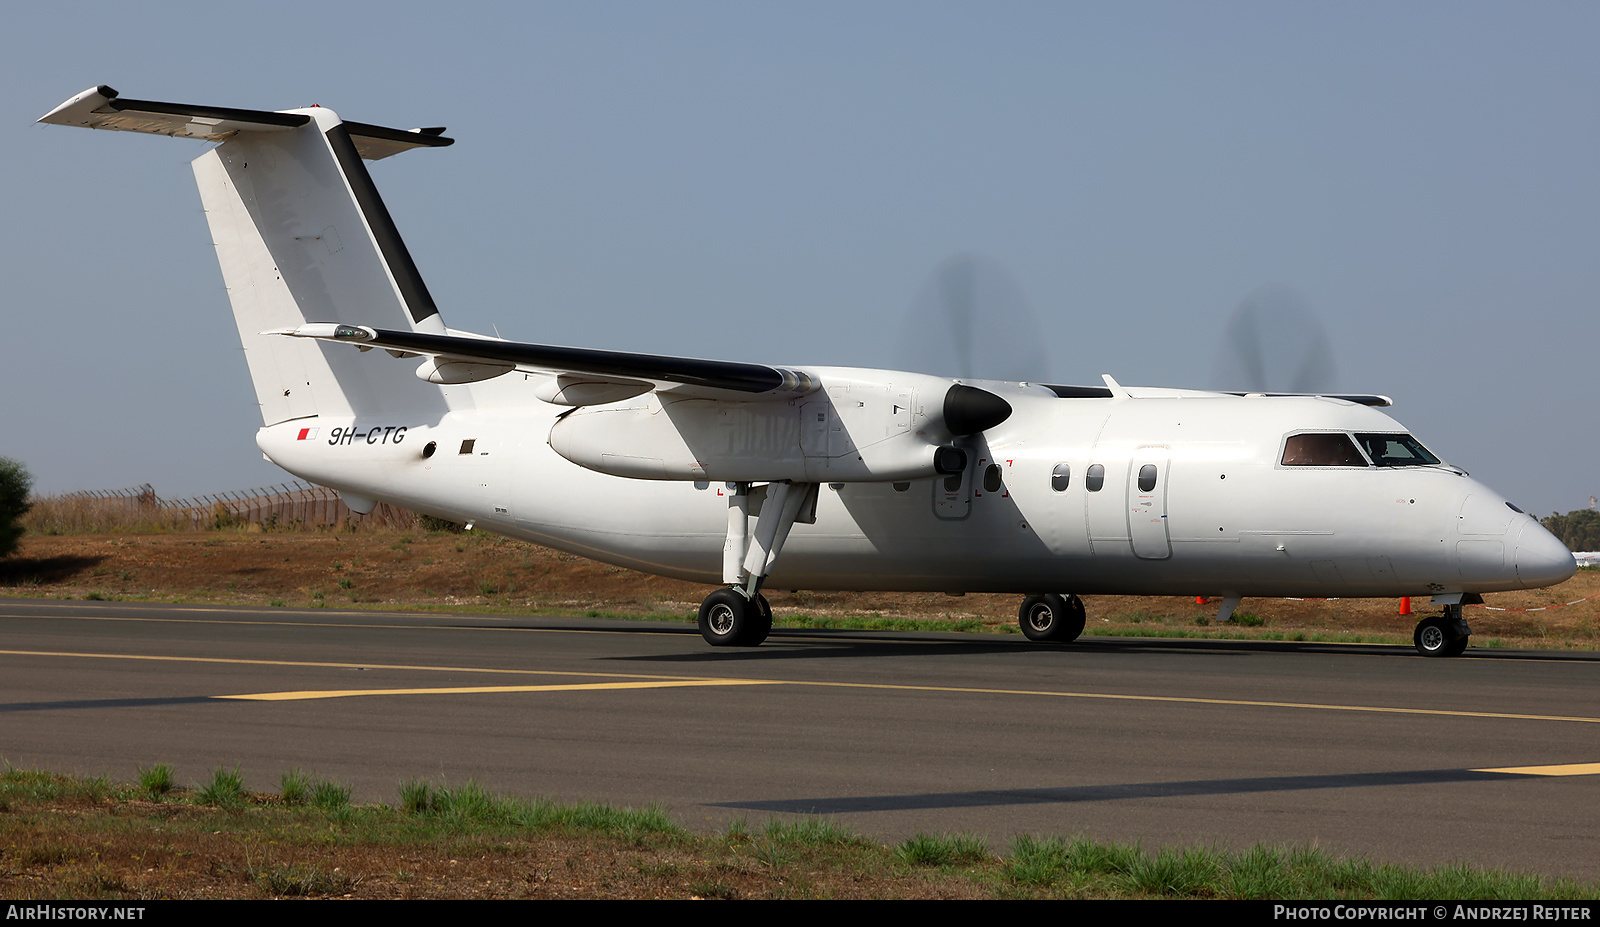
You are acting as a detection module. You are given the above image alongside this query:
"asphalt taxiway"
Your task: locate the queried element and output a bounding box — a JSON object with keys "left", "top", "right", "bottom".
{"left": 4, "top": 598, "right": 1598, "bottom": 879}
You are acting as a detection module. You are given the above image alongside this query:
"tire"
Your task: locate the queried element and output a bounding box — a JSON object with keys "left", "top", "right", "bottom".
{"left": 1020, "top": 593, "right": 1085, "bottom": 643}
{"left": 748, "top": 594, "right": 773, "bottom": 646}
{"left": 698, "top": 588, "right": 764, "bottom": 647}
{"left": 1059, "top": 594, "right": 1087, "bottom": 643}
{"left": 1414, "top": 615, "right": 1466, "bottom": 657}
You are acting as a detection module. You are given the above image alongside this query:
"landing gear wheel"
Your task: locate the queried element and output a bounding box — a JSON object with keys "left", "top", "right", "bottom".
{"left": 1019, "top": 593, "right": 1086, "bottom": 643}
{"left": 698, "top": 588, "right": 768, "bottom": 647}
{"left": 750, "top": 594, "right": 773, "bottom": 646}
{"left": 1414, "top": 614, "right": 1467, "bottom": 658}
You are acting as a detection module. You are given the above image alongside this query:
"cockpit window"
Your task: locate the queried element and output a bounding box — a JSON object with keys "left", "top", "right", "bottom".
{"left": 1281, "top": 432, "right": 1368, "bottom": 467}
{"left": 1355, "top": 433, "right": 1441, "bottom": 467}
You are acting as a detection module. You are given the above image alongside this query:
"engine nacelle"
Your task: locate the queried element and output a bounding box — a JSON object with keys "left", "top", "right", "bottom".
{"left": 548, "top": 372, "right": 1003, "bottom": 482}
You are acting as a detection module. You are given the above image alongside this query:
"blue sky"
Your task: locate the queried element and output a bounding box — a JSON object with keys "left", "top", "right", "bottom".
{"left": 3, "top": 1, "right": 1596, "bottom": 516}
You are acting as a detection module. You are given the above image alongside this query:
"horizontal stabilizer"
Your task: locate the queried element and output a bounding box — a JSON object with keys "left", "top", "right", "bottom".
{"left": 39, "top": 86, "right": 453, "bottom": 159}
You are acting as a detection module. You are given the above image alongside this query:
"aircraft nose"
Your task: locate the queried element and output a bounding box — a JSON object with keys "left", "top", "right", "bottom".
{"left": 1515, "top": 520, "right": 1577, "bottom": 589}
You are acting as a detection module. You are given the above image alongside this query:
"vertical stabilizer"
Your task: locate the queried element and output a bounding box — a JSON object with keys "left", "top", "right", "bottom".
{"left": 40, "top": 87, "right": 458, "bottom": 425}
{"left": 194, "top": 107, "right": 452, "bottom": 425}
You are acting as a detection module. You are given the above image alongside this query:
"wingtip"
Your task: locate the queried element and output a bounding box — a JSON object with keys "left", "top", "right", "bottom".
{"left": 38, "top": 85, "right": 117, "bottom": 125}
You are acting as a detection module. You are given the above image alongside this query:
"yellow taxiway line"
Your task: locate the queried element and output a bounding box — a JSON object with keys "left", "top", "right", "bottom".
{"left": 220, "top": 679, "right": 773, "bottom": 701}
{"left": 7, "top": 647, "right": 1600, "bottom": 726}
{"left": 1473, "top": 762, "right": 1600, "bottom": 776}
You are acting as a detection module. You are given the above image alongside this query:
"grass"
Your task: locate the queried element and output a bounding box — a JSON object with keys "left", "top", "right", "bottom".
{"left": 247, "top": 860, "right": 357, "bottom": 896}
{"left": 20, "top": 491, "right": 421, "bottom": 535}
{"left": 762, "top": 816, "right": 866, "bottom": 847}
{"left": 395, "top": 778, "right": 680, "bottom": 840}
{"left": 0, "top": 765, "right": 1594, "bottom": 899}
{"left": 312, "top": 779, "right": 352, "bottom": 812}
{"left": 1003, "top": 834, "right": 1581, "bottom": 899}
{"left": 1, "top": 764, "right": 110, "bottom": 804}
{"left": 138, "top": 762, "right": 175, "bottom": 800}
{"left": 197, "top": 766, "right": 246, "bottom": 807}
{"left": 896, "top": 832, "right": 992, "bottom": 866}
{"left": 279, "top": 767, "right": 310, "bottom": 805}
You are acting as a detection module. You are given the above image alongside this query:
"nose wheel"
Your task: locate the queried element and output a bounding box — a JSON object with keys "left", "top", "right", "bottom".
{"left": 1018, "top": 593, "right": 1087, "bottom": 643}
{"left": 1414, "top": 607, "right": 1470, "bottom": 657}
{"left": 698, "top": 588, "right": 773, "bottom": 647}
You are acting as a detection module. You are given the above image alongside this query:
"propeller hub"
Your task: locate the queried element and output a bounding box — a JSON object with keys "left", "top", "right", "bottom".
{"left": 942, "top": 384, "right": 1012, "bottom": 436}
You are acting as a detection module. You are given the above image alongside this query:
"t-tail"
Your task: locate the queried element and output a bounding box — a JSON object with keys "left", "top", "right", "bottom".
{"left": 39, "top": 85, "right": 458, "bottom": 426}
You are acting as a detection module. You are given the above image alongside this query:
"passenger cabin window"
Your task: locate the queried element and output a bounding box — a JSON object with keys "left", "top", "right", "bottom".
{"left": 1281, "top": 433, "right": 1366, "bottom": 467}
{"left": 1051, "top": 463, "right": 1071, "bottom": 492}
{"left": 1355, "top": 433, "right": 1441, "bottom": 467}
{"left": 982, "top": 464, "right": 1003, "bottom": 493}
{"left": 1086, "top": 464, "right": 1105, "bottom": 492}
{"left": 1138, "top": 464, "right": 1157, "bottom": 493}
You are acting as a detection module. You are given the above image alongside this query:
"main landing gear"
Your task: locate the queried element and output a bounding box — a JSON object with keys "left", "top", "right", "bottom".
{"left": 1413, "top": 603, "right": 1471, "bottom": 657}
{"left": 698, "top": 588, "right": 773, "bottom": 647}
{"left": 698, "top": 481, "right": 818, "bottom": 647}
{"left": 1018, "top": 593, "right": 1087, "bottom": 643}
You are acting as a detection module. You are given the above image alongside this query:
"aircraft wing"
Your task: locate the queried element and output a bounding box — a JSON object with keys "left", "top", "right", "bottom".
{"left": 279, "top": 323, "right": 816, "bottom": 400}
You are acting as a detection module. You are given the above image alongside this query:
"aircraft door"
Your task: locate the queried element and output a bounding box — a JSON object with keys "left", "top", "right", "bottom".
{"left": 1128, "top": 446, "right": 1171, "bottom": 560}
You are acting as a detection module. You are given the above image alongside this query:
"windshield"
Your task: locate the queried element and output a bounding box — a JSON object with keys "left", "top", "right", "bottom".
{"left": 1355, "top": 433, "right": 1441, "bottom": 467}
{"left": 1281, "top": 432, "right": 1368, "bottom": 467}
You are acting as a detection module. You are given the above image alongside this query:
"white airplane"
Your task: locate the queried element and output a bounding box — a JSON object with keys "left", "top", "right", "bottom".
{"left": 40, "top": 86, "right": 1578, "bottom": 657}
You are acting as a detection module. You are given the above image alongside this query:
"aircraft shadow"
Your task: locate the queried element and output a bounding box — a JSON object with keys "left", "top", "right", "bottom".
{"left": 0, "top": 554, "right": 106, "bottom": 587}
{"left": 711, "top": 767, "right": 1533, "bottom": 814}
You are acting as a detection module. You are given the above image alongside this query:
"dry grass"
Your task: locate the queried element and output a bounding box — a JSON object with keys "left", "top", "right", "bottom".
{"left": 22, "top": 494, "right": 197, "bottom": 534}
{"left": 21, "top": 491, "right": 430, "bottom": 536}
{"left": 2, "top": 767, "right": 1592, "bottom": 900}
{"left": 3, "top": 529, "right": 1598, "bottom": 649}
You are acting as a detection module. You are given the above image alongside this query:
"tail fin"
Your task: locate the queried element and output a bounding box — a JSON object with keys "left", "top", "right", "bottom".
{"left": 41, "top": 86, "right": 457, "bottom": 425}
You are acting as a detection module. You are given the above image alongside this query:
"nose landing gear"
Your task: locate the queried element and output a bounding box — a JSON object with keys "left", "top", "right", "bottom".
{"left": 1414, "top": 604, "right": 1471, "bottom": 657}
{"left": 1018, "top": 593, "right": 1087, "bottom": 643}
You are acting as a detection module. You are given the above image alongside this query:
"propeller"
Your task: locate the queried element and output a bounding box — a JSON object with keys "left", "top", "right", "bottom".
{"left": 893, "top": 253, "right": 1052, "bottom": 383}
{"left": 1210, "top": 284, "right": 1338, "bottom": 394}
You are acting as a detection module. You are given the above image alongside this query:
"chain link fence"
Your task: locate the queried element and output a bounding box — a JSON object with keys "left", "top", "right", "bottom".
{"left": 26, "top": 481, "right": 426, "bottom": 533}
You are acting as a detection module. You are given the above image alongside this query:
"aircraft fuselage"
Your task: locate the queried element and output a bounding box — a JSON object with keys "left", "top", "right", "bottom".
{"left": 258, "top": 382, "right": 1573, "bottom": 600}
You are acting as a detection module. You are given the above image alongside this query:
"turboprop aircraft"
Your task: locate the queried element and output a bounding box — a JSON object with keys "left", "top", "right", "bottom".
{"left": 39, "top": 86, "right": 1578, "bottom": 656}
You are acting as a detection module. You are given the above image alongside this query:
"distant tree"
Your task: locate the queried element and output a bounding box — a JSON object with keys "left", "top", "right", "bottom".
{"left": 0, "top": 457, "right": 32, "bottom": 559}
{"left": 1541, "top": 509, "right": 1600, "bottom": 552}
